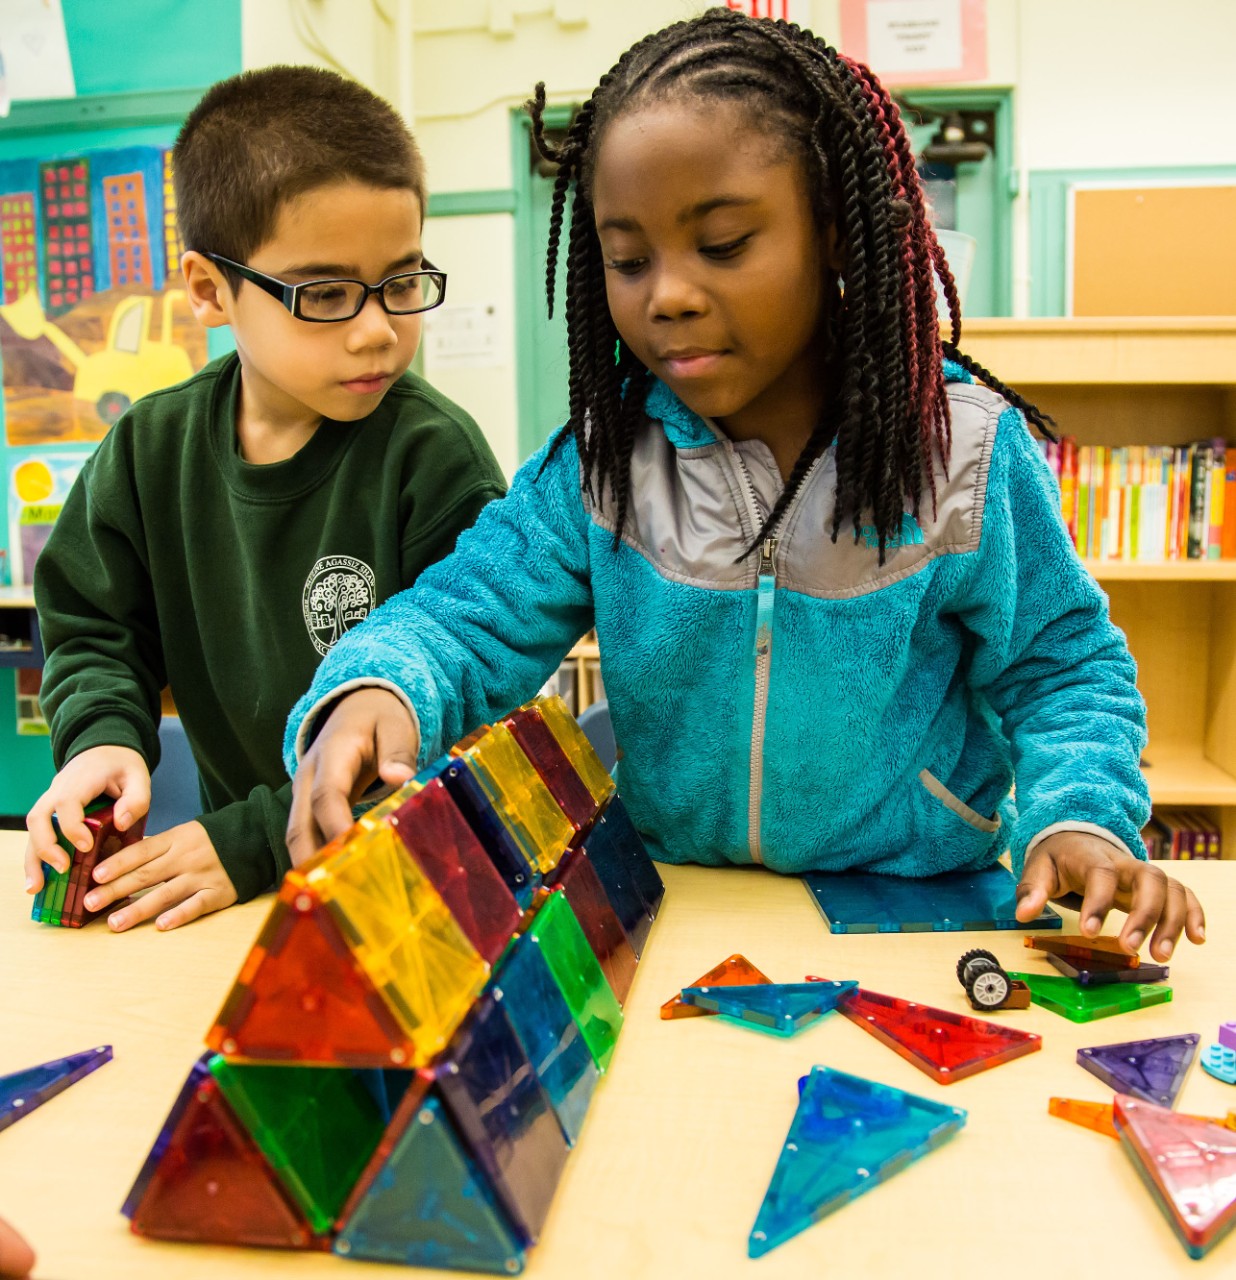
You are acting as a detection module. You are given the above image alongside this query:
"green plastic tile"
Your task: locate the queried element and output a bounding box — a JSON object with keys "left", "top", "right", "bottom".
{"left": 209, "top": 1057, "right": 388, "bottom": 1234}
{"left": 1007, "top": 971, "right": 1173, "bottom": 1023}
{"left": 527, "top": 892, "right": 623, "bottom": 1072}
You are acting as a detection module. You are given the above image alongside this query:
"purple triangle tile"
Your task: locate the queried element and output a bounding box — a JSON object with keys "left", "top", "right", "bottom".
{"left": 1201, "top": 1044, "right": 1236, "bottom": 1086}
{"left": 0, "top": 1045, "right": 113, "bottom": 1133}
{"left": 1078, "top": 1033, "right": 1199, "bottom": 1107}
{"left": 1219, "top": 1022, "right": 1236, "bottom": 1052}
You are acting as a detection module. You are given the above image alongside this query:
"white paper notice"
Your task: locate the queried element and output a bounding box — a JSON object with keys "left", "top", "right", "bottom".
{"left": 422, "top": 303, "right": 503, "bottom": 371}
{"left": 0, "top": 0, "right": 76, "bottom": 105}
{"left": 866, "top": 0, "right": 963, "bottom": 76}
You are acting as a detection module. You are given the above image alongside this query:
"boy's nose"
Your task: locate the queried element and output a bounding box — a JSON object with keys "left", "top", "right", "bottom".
{"left": 345, "top": 293, "right": 399, "bottom": 348}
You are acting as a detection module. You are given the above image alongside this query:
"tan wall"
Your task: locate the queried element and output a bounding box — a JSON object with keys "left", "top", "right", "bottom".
{"left": 240, "top": 0, "right": 1236, "bottom": 471}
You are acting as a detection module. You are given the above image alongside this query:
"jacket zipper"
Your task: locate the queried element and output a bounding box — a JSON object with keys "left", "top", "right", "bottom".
{"left": 731, "top": 449, "right": 777, "bottom": 865}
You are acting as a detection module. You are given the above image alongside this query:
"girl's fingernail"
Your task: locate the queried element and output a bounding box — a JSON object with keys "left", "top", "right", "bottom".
{"left": 1126, "top": 930, "right": 1145, "bottom": 951}
{"left": 1161, "top": 939, "right": 1174, "bottom": 957}
{"left": 1198, "top": 925, "right": 1206, "bottom": 941}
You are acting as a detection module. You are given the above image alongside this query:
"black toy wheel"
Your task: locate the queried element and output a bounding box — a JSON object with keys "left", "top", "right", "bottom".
{"left": 956, "top": 948, "right": 1001, "bottom": 987}
{"left": 967, "top": 968, "right": 1012, "bottom": 1009}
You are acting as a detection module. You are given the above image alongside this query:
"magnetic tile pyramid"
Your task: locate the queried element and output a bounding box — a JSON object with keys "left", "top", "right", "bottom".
{"left": 749, "top": 1066, "right": 966, "bottom": 1257}
{"left": 838, "top": 987, "right": 1041, "bottom": 1084}
{"left": 31, "top": 798, "right": 147, "bottom": 928}
{"left": 0, "top": 1045, "right": 112, "bottom": 1132}
{"left": 1076, "top": 1033, "right": 1199, "bottom": 1107}
{"left": 1114, "top": 1094, "right": 1236, "bottom": 1259}
{"left": 123, "top": 696, "right": 664, "bottom": 1270}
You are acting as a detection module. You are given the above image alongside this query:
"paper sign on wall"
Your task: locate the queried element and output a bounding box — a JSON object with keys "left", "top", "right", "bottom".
{"left": 422, "top": 303, "right": 503, "bottom": 371}
{"left": 0, "top": 0, "right": 76, "bottom": 108}
{"left": 840, "top": 0, "right": 987, "bottom": 84}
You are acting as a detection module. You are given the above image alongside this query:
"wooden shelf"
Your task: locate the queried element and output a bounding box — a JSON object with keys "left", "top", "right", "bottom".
{"left": 1085, "top": 559, "right": 1236, "bottom": 581}
{"left": 1142, "top": 750, "right": 1236, "bottom": 807}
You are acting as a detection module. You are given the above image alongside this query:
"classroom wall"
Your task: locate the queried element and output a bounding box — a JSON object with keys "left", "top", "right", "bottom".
{"left": 240, "top": 0, "right": 1236, "bottom": 474}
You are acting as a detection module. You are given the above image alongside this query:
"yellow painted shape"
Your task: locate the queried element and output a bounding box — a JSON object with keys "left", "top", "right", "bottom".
{"left": 463, "top": 722, "right": 574, "bottom": 874}
{"left": 536, "top": 694, "right": 616, "bottom": 804}
{"left": 305, "top": 822, "right": 487, "bottom": 1065}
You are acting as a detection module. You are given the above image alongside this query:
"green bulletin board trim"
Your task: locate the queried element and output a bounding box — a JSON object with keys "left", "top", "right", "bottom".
{"left": 427, "top": 189, "right": 517, "bottom": 217}
{"left": 1029, "top": 165, "right": 1236, "bottom": 316}
{"left": 0, "top": 89, "right": 205, "bottom": 139}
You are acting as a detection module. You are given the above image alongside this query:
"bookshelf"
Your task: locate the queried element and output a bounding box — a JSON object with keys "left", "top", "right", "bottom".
{"left": 963, "top": 318, "right": 1236, "bottom": 856}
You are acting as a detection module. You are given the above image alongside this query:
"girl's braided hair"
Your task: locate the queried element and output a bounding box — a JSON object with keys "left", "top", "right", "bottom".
{"left": 528, "top": 7, "right": 1050, "bottom": 559}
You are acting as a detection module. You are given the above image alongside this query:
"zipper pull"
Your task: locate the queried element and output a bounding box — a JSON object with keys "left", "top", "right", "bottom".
{"left": 758, "top": 536, "right": 778, "bottom": 578}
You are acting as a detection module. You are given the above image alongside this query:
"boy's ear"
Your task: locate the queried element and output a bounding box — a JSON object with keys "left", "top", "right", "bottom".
{"left": 181, "top": 251, "right": 233, "bottom": 328}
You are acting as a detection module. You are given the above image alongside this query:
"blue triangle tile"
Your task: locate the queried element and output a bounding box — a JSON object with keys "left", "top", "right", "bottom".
{"left": 749, "top": 1066, "right": 966, "bottom": 1257}
{"left": 0, "top": 1046, "right": 112, "bottom": 1133}
{"left": 681, "top": 981, "right": 859, "bottom": 1036}
{"left": 1201, "top": 1045, "right": 1236, "bottom": 1085}
{"left": 1077, "top": 1034, "right": 1199, "bottom": 1106}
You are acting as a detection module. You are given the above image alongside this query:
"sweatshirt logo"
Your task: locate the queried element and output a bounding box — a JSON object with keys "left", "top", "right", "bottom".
{"left": 859, "top": 512, "right": 924, "bottom": 550}
{"left": 303, "top": 555, "right": 376, "bottom": 655}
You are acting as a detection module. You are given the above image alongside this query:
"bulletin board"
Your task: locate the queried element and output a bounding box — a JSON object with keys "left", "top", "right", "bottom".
{"left": 1069, "top": 183, "right": 1236, "bottom": 317}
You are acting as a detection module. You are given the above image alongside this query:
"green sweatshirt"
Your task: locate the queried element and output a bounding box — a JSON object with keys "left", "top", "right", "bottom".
{"left": 35, "top": 353, "right": 506, "bottom": 901}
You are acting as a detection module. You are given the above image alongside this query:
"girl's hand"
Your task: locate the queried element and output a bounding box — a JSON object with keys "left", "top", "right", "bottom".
{"left": 1014, "top": 830, "right": 1205, "bottom": 961}
{"left": 80, "top": 820, "right": 237, "bottom": 932}
{"left": 24, "top": 745, "right": 151, "bottom": 893}
{"left": 286, "top": 688, "right": 420, "bottom": 868}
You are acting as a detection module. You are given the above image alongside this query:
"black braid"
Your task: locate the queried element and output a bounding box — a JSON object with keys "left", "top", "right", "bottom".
{"left": 942, "top": 342, "right": 1057, "bottom": 440}
{"left": 525, "top": 7, "right": 1047, "bottom": 562}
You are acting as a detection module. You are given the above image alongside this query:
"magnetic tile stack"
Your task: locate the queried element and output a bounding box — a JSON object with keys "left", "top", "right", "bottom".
{"left": 30, "top": 798, "right": 146, "bottom": 928}
{"left": 1010, "top": 932, "right": 1173, "bottom": 1022}
{"left": 121, "top": 695, "right": 664, "bottom": 1272}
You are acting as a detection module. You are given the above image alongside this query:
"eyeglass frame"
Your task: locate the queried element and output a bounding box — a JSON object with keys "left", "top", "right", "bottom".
{"left": 197, "top": 251, "right": 448, "bottom": 322}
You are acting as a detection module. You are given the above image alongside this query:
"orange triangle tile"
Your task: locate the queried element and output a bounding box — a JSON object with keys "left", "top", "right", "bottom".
{"left": 207, "top": 886, "right": 415, "bottom": 1067}
{"left": 661, "top": 954, "right": 772, "bottom": 1020}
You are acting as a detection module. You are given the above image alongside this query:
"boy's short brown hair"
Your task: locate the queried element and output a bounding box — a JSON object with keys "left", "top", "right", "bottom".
{"left": 173, "top": 66, "right": 425, "bottom": 273}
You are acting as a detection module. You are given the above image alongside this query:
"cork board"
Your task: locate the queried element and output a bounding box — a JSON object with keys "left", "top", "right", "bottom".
{"left": 1070, "top": 184, "right": 1236, "bottom": 316}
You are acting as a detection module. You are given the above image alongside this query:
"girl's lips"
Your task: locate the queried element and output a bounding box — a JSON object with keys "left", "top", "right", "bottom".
{"left": 662, "top": 352, "right": 726, "bottom": 378}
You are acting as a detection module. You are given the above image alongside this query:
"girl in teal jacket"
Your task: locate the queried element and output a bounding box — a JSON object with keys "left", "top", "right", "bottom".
{"left": 284, "top": 10, "right": 1203, "bottom": 961}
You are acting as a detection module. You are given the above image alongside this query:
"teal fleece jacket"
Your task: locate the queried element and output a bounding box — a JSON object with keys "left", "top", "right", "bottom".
{"left": 286, "top": 364, "right": 1150, "bottom": 878}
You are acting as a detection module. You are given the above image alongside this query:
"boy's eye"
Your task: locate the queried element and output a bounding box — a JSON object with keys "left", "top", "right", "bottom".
{"left": 301, "top": 282, "right": 351, "bottom": 305}
{"left": 701, "top": 235, "right": 751, "bottom": 260}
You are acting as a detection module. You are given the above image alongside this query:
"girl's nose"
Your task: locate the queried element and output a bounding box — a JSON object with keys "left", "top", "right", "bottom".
{"left": 648, "top": 264, "right": 707, "bottom": 321}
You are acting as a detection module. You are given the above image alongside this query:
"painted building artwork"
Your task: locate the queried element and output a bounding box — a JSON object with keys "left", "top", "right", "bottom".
{"left": 0, "top": 145, "right": 206, "bottom": 448}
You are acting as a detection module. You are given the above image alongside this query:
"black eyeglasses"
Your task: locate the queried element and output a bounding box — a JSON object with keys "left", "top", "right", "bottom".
{"left": 200, "top": 252, "right": 447, "bottom": 323}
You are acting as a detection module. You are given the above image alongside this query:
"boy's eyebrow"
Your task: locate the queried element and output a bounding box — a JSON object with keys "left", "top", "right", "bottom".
{"left": 275, "top": 251, "right": 425, "bottom": 280}
{"left": 597, "top": 195, "right": 760, "bottom": 233}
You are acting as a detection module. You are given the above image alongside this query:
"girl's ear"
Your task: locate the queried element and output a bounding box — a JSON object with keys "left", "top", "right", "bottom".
{"left": 181, "top": 251, "right": 233, "bottom": 329}
{"left": 823, "top": 223, "right": 844, "bottom": 272}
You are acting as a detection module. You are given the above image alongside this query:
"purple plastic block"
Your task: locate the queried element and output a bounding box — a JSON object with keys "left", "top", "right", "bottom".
{"left": 435, "top": 992, "right": 570, "bottom": 1244}
{"left": 1219, "top": 1022, "right": 1236, "bottom": 1052}
{"left": 0, "top": 1045, "right": 112, "bottom": 1134}
{"left": 1077, "top": 1033, "right": 1199, "bottom": 1107}
{"left": 1046, "top": 951, "right": 1169, "bottom": 986}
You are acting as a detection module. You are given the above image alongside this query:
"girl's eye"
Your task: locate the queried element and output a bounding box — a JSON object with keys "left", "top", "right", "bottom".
{"left": 604, "top": 257, "right": 646, "bottom": 276}
{"left": 701, "top": 235, "right": 751, "bottom": 259}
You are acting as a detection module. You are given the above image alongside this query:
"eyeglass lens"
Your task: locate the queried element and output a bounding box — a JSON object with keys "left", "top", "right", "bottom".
{"left": 297, "top": 272, "right": 445, "bottom": 321}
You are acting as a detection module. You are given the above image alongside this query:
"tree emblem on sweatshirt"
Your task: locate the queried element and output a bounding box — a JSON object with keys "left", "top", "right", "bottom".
{"left": 302, "top": 556, "right": 377, "bottom": 655}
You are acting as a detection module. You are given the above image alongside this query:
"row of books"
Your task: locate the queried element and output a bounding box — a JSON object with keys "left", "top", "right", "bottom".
{"left": 1140, "top": 809, "right": 1223, "bottom": 860}
{"left": 1039, "top": 437, "right": 1236, "bottom": 561}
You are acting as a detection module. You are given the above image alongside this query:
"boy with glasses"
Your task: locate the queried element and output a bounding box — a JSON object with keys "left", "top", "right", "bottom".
{"left": 23, "top": 66, "right": 506, "bottom": 931}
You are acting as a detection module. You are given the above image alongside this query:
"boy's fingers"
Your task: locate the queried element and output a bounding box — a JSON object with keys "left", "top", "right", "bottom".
{"left": 0, "top": 1214, "right": 36, "bottom": 1279}
{"left": 107, "top": 879, "right": 180, "bottom": 932}
{"left": 24, "top": 795, "right": 64, "bottom": 869}
{"left": 114, "top": 769, "right": 152, "bottom": 831}
{"left": 91, "top": 832, "right": 169, "bottom": 885}
{"left": 55, "top": 796, "right": 92, "bottom": 853}
{"left": 22, "top": 839, "right": 46, "bottom": 893}
{"left": 156, "top": 890, "right": 213, "bottom": 931}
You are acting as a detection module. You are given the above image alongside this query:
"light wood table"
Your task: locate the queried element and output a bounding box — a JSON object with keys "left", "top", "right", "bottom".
{"left": 1, "top": 834, "right": 1233, "bottom": 1279}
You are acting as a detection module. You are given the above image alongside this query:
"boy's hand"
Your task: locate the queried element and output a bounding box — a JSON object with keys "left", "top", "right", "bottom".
{"left": 1015, "top": 830, "right": 1205, "bottom": 961}
{"left": 80, "top": 820, "right": 237, "bottom": 932}
{"left": 286, "top": 688, "right": 419, "bottom": 868}
{"left": 24, "top": 745, "right": 150, "bottom": 893}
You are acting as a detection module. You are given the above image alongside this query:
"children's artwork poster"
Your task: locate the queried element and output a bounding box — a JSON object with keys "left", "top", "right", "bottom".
{"left": 0, "top": 144, "right": 206, "bottom": 447}
{"left": 8, "top": 448, "right": 90, "bottom": 586}
{"left": 840, "top": 0, "right": 988, "bottom": 85}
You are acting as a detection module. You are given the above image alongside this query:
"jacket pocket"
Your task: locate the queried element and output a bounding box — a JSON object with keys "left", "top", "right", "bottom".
{"left": 917, "top": 768, "right": 1000, "bottom": 833}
